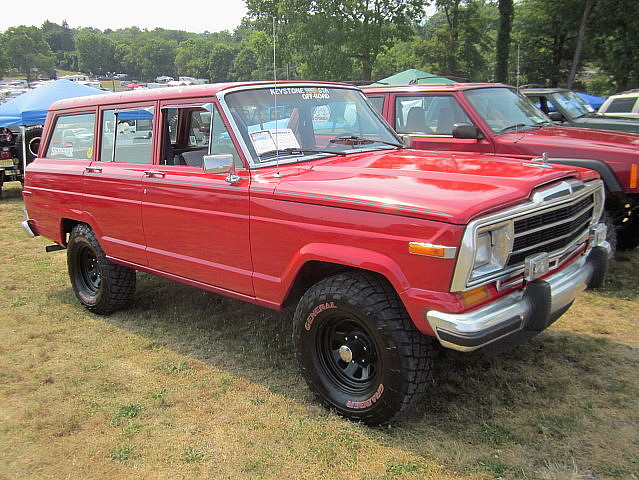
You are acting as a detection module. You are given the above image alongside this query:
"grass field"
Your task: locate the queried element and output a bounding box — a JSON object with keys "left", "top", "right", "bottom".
{"left": 1, "top": 181, "right": 637, "bottom": 480}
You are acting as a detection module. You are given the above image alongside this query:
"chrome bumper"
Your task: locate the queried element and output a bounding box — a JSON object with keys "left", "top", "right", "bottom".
{"left": 426, "top": 244, "right": 609, "bottom": 352}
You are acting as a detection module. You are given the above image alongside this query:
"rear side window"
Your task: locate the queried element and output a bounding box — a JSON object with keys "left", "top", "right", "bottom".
{"left": 367, "top": 96, "right": 385, "bottom": 114}
{"left": 100, "top": 107, "right": 155, "bottom": 163}
{"left": 46, "top": 113, "right": 96, "bottom": 160}
{"left": 605, "top": 97, "right": 637, "bottom": 114}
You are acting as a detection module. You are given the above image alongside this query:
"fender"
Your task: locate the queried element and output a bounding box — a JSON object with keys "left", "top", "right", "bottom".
{"left": 274, "top": 242, "right": 411, "bottom": 305}
{"left": 545, "top": 158, "right": 623, "bottom": 193}
{"left": 58, "top": 211, "right": 104, "bottom": 247}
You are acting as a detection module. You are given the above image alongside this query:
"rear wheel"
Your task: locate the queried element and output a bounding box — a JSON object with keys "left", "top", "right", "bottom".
{"left": 293, "top": 271, "right": 434, "bottom": 425}
{"left": 67, "top": 224, "right": 136, "bottom": 314}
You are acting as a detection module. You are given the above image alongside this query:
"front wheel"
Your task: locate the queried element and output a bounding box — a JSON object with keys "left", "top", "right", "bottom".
{"left": 293, "top": 271, "right": 434, "bottom": 425}
{"left": 67, "top": 224, "right": 136, "bottom": 314}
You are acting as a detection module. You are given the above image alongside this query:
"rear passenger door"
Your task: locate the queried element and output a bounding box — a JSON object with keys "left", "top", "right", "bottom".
{"left": 82, "top": 104, "right": 156, "bottom": 266}
{"left": 141, "top": 101, "right": 253, "bottom": 296}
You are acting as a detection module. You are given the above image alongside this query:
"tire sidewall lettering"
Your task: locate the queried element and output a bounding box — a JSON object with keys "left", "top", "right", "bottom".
{"left": 304, "top": 301, "right": 337, "bottom": 331}
{"left": 346, "top": 383, "right": 384, "bottom": 410}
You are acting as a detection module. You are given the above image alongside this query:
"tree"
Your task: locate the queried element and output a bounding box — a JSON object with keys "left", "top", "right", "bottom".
{"left": 2, "top": 26, "right": 55, "bottom": 83}
{"left": 590, "top": 0, "right": 639, "bottom": 91}
{"left": 246, "top": 0, "right": 428, "bottom": 81}
{"left": 76, "top": 32, "right": 116, "bottom": 75}
{"left": 42, "top": 20, "right": 75, "bottom": 53}
{"left": 495, "top": 0, "right": 513, "bottom": 82}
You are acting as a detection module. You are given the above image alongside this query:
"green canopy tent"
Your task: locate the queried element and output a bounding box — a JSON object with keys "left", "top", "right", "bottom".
{"left": 371, "top": 69, "right": 456, "bottom": 86}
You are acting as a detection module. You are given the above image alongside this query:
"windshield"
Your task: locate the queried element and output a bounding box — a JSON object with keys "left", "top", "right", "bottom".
{"left": 223, "top": 86, "right": 401, "bottom": 165}
{"left": 550, "top": 90, "right": 594, "bottom": 118}
{"left": 464, "top": 87, "right": 551, "bottom": 134}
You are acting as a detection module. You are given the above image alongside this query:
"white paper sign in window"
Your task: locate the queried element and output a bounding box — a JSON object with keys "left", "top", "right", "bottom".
{"left": 249, "top": 128, "right": 300, "bottom": 155}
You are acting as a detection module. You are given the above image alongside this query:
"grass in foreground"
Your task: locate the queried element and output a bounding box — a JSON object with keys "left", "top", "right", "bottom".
{"left": 1, "top": 182, "right": 637, "bottom": 479}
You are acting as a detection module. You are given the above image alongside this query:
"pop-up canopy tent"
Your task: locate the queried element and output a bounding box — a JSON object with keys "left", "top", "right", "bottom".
{"left": 0, "top": 79, "right": 105, "bottom": 183}
{"left": 0, "top": 79, "right": 104, "bottom": 127}
{"left": 371, "top": 69, "right": 456, "bottom": 86}
{"left": 576, "top": 92, "right": 606, "bottom": 110}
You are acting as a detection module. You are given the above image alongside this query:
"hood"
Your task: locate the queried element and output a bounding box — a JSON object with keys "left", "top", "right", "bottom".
{"left": 574, "top": 115, "right": 639, "bottom": 134}
{"left": 498, "top": 126, "right": 639, "bottom": 191}
{"left": 501, "top": 125, "right": 639, "bottom": 152}
{"left": 272, "top": 149, "right": 591, "bottom": 224}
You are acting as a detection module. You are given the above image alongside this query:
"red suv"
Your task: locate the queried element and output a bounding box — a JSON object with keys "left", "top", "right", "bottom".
{"left": 364, "top": 84, "right": 639, "bottom": 251}
{"left": 22, "top": 81, "right": 609, "bottom": 424}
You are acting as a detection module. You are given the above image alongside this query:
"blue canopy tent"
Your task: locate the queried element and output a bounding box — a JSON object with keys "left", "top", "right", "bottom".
{"left": 576, "top": 92, "right": 606, "bottom": 110}
{"left": 0, "top": 79, "right": 105, "bottom": 179}
{"left": 0, "top": 79, "right": 104, "bottom": 127}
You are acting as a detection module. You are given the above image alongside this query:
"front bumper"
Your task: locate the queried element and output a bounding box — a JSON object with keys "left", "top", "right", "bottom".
{"left": 426, "top": 244, "right": 609, "bottom": 354}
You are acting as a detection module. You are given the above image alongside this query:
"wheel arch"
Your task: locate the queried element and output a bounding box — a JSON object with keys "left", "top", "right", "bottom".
{"left": 279, "top": 243, "right": 410, "bottom": 310}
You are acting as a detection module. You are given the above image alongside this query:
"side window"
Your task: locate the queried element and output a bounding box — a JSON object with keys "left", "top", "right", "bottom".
{"left": 100, "top": 106, "right": 154, "bottom": 163}
{"left": 160, "top": 103, "right": 242, "bottom": 169}
{"left": 46, "top": 113, "right": 96, "bottom": 160}
{"left": 367, "top": 96, "right": 385, "bottom": 114}
{"left": 210, "top": 104, "right": 242, "bottom": 168}
{"left": 605, "top": 97, "right": 637, "bottom": 114}
{"left": 396, "top": 95, "right": 471, "bottom": 135}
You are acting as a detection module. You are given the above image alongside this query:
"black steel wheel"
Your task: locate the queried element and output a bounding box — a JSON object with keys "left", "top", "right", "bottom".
{"left": 67, "top": 224, "right": 136, "bottom": 314}
{"left": 293, "top": 271, "right": 434, "bottom": 425}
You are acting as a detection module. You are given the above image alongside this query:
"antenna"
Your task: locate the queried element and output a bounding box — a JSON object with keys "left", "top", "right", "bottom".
{"left": 273, "top": 16, "right": 281, "bottom": 178}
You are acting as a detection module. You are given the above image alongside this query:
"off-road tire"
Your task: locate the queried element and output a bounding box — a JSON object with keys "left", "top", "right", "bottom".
{"left": 600, "top": 209, "right": 617, "bottom": 258}
{"left": 293, "top": 271, "right": 434, "bottom": 425}
{"left": 67, "top": 224, "right": 136, "bottom": 314}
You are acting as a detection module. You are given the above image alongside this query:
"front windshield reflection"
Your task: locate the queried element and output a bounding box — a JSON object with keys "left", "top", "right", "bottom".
{"left": 224, "top": 87, "right": 401, "bottom": 165}
{"left": 464, "top": 87, "right": 551, "bottom": 134}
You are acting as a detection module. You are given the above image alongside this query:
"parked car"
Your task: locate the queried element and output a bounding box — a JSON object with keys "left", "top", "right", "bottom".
{"left": 363, "top": 83, "right": 639, "bottom": 252}
{"left": 520, "top": 87, "right": 639, "bottom": 134}
{"left": 598, "top": 90, "right": 639, "bottom": 119}
{"left": 22, "top": 81, "right": 609, "bottom": 424}
{"left": 0, "top": 127, "right": 21, "bottom": 195}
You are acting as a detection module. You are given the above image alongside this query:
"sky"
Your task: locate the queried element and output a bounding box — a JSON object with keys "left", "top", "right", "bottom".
{"left": 4, "top": 0, "right": 248, "bottom": 34}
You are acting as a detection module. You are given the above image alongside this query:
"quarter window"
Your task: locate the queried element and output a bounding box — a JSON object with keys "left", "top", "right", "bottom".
{"left": 605, "top": 97, "right": 637, "bottom": 114}
{"left": 100, "top": 107, "right": 154, "bottom": 163}
{"left": 46, "top": 113, "right": 96, "bottom": 160}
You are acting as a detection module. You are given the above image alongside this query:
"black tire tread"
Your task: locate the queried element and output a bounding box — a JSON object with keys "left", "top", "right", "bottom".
{"left": 293, "top": 271, "right": 435, "bottom": 424}
{"left": 68, "top": 223, "right": 136, "bottom": 314}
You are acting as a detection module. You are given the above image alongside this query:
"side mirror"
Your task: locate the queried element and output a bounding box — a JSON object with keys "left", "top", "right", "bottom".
{"left": 399, "top": 134, "right": 413, "bottom": 148}
{"left": 452, "top": 123, "right": 480, "bottom": 139}
{"left": 203, "top": 154, "right": 233, "bottom": 174}
{"left": 203, "top": 154, "right": 241, "bottom": 184}
{"left": 548, "top": 111, "right": 563, "bottom": 122}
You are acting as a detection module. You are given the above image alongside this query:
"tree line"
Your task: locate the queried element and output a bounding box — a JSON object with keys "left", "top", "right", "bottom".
{"left": 0, "top": 0, "right": 636, "bottom": 95}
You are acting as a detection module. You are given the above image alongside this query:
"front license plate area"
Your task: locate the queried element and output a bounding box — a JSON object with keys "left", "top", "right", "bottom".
{"left": 524, "top": 252, "right": 549, "bottom": 281}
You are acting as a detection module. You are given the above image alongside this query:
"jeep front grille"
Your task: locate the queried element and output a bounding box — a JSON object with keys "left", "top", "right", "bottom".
{"left": 507, "top": 194, "right": 594, "bottom": 266}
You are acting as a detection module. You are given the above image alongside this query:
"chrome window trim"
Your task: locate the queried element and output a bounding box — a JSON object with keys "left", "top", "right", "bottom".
{"left": 450, "top": 179, "right": 603, "bottom": 292}
{"left": 216, "top": 83, "right": 401, "bottom": 169}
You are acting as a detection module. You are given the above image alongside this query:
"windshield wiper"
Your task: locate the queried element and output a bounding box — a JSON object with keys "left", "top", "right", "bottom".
{"left": 329, "top": 135, "right": 403, "bottom": 148}
{"left": 258, "top": 147, "right": 346, "bottom": 159}
{"left": 497, "top": 123, "right": 529, "bottom": 134}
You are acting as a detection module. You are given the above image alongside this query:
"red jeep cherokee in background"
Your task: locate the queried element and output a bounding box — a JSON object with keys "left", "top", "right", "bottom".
{"left": 22, "top": 82, "right": 609, "bottom": 424}
{"left": 364, "top": 84, "right": 639, "bottom": 252}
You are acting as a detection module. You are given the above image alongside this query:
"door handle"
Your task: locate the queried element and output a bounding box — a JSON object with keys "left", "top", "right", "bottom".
{"left": 85, "top": 166, "right": 102, "bottom": 174}
{"left": 143, "top": 170, "right": 166, "bottom": 178}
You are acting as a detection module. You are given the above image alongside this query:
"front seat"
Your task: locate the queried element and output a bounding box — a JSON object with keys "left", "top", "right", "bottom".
{"left": 405, "top": 107, "right": 426, "bottom": 133}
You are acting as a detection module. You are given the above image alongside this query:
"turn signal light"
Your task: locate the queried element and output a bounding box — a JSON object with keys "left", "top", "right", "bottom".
{"left": 408, "top": 242, "right": 456, "bottom": 259}
{"left": 630, "top": 164, "right": 637, "bottom": 189}
{"left": 459, "top": 285, "right": 491, "bottom": 308}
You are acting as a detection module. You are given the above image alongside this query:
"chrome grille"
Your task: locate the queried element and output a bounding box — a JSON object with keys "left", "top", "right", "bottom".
{"left": 507, "top": 193, "right": 594, "bottom": 267}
